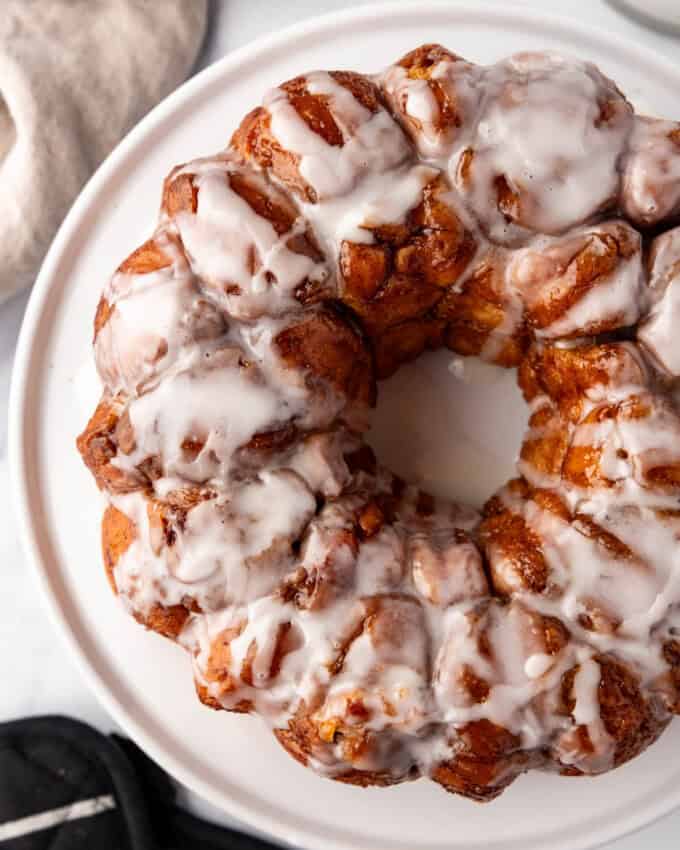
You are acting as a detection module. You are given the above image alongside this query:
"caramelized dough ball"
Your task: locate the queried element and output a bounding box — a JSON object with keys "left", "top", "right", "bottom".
{"left": 101, "top": 502, "right": 194, "bottom": 640}
{"left": 338, "top": 173, "right": 476, "bottom": 371}
{"left": 518, "top": 341, "right": 680, "bottom": 500}
{"left": 517, "top": 402, "right": 571, "bottom": 487}
{"left": 94, "top": 231, "right": 226, "bottom": 395}
{"left": 162, "top": 155, "right": 330, "bottom": 319}
{"left": 101, "top": 504, "right": 136, "bottom": 593}
{"left": 196, "top": 622, "right": 251, "bottom": 713}
{"left": 518, "top": 341, "right": 649, "bottom": 422}
{"left": 275, "top": 702, "right": 415, "bottom": 788}
{"left": 480, "top": 480, "right": 553, "bottom": 596}
{"left": 340, "top": 175, "right": 475, "bottom": 322}
{"left": 274, "top": 307, "right": 376, "bottom": 408}
{"left": 552, "top": 656, "right": 668, "bottom": 774}
{"left": 508, "top": 221, "right": 645, "bottom": 339}
{"left": 621, "top": 117, "right": 680, "bottom": 227}
{"left": 436, "top": 220, "right": 645, "bottom": 367}
{"left": 638, "top": 227, "right": 680, "bottom": 376}
{"left": 209, "top": 618, "right": 303, "bottom": 699}
{"left": 436, "top": 248, "right": 528, "bottom": 366}
{"left": 77, "top": 394, "right": 148, "bottom": 494}
{"left": 483, "top": 474, "right": 680, "bottom": 643}
{"left": 435, "top": 599, "right": 570, "bottom": 708}
{"left": 433, "top": 600, "right": 570, "bottom": 799}
{"left": 563, "top": 394, "right": 680, "bottom": 497}
{"left": 454, "top": 52, "right": 633, "bottom": 245}
{"left": 480, "top": 479, "right": 647, "bottom": 617}
{"left": 373, "top": 317, "right": 445, "bottom": 378}
{"left": 306, "top": 594, "right": 430, "bottom": 779}
{"left": 409, "top": 527, "right": 488, "bottom": 605}
{"left": 232, "top": 70, "right": 410, "bottom": 203}
{"left": 382, "top": 44, "right": 481, "bottom": 159}
{"left": 281, "top": 488, "right": 409, "bottom": 613}
{"left": 432, "top": 720, "right": 533, "bottom": 801}
{"left": 516, "top": 336, "right": 680, "bottom": 500}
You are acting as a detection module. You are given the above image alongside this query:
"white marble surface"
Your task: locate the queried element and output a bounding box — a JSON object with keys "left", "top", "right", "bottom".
{"left": 2, "top": 1, "right": 680, "bottom": 847}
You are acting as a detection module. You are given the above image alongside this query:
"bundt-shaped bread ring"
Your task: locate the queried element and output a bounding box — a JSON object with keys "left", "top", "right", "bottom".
{"left": 78, "top": 44, "right": 680, "bottom": 801}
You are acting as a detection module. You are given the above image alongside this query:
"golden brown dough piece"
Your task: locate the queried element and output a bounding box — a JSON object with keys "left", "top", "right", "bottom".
{"left": 77, "top": 395, "right": 148, "bottom": 493}
{"left": 161, "top": 154, "right": 331, "bottom": 319}
{"left": 338, "top": 174, "right": 476, "bottom": 375}
{"left": 101, "top": 503, "right": 196, "bottom": 639}
{"left": 621, "top": 117, "right": 680, "bottom": 227}
{"left": 435, "top": 248, "right": 528, "bottom": 366}
{"left": 382, "top": 44, "right": 481, "bottom": 160}
{"left": 453, "top": 52, "right": 633, "bottom": 244}
{"left": 273, "top": 307, "right": 376, "bottom": 406}
{"left": 232, "top": 71, "right": 402, "bottom": 203}
{"left": 93, "top": 230, "right": 226, "bottom": 395}
{"left": 509, "top": 221, "right": 644, "bottom": 339}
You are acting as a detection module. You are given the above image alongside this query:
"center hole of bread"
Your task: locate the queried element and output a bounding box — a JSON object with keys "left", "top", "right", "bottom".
{"left": 367, "top": 349, "right": 528, "bottom": 509}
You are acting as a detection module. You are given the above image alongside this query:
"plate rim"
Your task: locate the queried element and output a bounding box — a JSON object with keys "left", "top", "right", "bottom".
{"left": 9, "top": 3, "right": 680, "bottom": 848}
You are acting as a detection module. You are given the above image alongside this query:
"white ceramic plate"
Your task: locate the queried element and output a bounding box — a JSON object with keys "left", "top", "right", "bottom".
{"left": 10, "top": 4, "right": 680, "bottom": 849}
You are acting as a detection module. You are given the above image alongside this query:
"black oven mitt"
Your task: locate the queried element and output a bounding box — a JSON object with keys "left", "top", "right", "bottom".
{"left": 0, "top": 716, "right": 281, "bottom": 850}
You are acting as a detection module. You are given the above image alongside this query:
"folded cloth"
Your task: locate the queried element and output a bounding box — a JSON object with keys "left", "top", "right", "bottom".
{"left": 0, "top": 0, "right": 207, "bottom": 304}
{"left": 0, "top": 715, "right": 280, "bottom": 849}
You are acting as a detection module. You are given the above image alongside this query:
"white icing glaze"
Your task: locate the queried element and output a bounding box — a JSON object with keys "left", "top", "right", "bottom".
{"left": 407, "top": 81, "right": 438, "bottom": 124}
{"left": 301, "top": 163, "right": 437, "bottom": 248}
{"left": 524, "top": 653, "right": 553, "bottom": 679}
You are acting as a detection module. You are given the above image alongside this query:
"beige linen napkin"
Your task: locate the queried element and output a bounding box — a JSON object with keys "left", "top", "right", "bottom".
{"left": 0, "top": 0, "right": 208, "bottom": 304}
